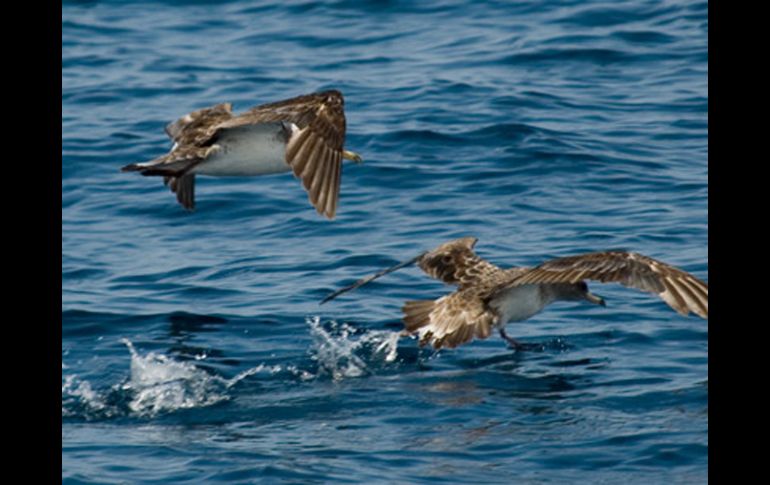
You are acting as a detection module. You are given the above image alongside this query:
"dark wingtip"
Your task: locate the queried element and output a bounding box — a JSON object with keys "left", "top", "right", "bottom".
{"left": 319, "top": 281, "right": 360, "bottom": 305}
{"left": 317, "top": 252, "right": 427, "bottom": 305}
{"left": 121, "top": 163, "right": 141, "bottom": 172}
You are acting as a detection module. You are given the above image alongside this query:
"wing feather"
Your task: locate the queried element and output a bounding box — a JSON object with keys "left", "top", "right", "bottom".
{"left": 285, "top": 126, "right": 312, "bottom": 163}
{"left": 317, "top": 149, "right": 335, "bottom": 217}
{"left": 307, "top": 144, "right": 329, "bottom": 206}
{"left": 293, "top": 132, "right": 322, "bottom": 179}
{"left": 325, "top": 153, "right": 342, "bottom": 217}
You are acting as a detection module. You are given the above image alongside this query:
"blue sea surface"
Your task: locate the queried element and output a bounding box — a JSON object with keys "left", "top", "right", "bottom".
{"left": 62, "top": 0, "right": 708, "bottom": 483}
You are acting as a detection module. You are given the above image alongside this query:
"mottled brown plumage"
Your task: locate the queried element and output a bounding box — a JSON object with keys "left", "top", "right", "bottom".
{"left": 322, "top": 237, "right": 709, "bottom": 350}
{"left": 122, "top": 90, "right": 359, "bottom": 218}
{"left": 416, "top": 237, "right": 505, "bottom": 289}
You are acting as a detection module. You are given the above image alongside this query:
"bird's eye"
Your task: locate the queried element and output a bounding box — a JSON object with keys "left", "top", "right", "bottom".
{"left": 442, "top": 255, "right": 452, "bottom": 264}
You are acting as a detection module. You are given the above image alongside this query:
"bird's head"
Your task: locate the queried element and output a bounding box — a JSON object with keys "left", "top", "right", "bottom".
{"left": 557, "top": 281, "right": 606, "bottom": 307}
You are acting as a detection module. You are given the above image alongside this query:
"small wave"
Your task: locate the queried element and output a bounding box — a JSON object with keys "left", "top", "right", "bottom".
{"left": 502, "top": 47, "right": 642, "bottom": 66}
{"left": 380, "top": 129, "right": 466, "bottom": 145}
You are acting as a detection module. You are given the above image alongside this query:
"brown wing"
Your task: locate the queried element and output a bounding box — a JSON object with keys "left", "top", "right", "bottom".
{"left": 503, "top": 251, "right": 708, "bottom": 318}
{"left": 402, "top": 287, "right": 501, "bottom": 349}
{"left": 320, "top": 252, "right": 426, "bottom": 305}
{"left": 417, "top": 237, "right": 505, "bottom": 289}
{"left": 211, "top": 90, "right": 347, "bottom": 218}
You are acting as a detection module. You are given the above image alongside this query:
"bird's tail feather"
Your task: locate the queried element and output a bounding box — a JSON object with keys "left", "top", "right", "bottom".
{"left": 402, "top": 300, "right": 435, "bottom": 333}
{"left": 123, "top": 155, "right": 199, "bottom": 210}
{"left": 121, "top": 155, "right": 200, "bottom": 178}
{"left": 162, "top": 174, "right": 195, "bottom": 210}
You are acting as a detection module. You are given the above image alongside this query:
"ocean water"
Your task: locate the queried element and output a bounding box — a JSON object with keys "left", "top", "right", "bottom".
{"left": 62, "top": 0, "right": 708, "bottom": 483}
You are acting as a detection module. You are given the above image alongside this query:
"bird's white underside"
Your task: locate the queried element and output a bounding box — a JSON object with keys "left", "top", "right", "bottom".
{"left": 490, "top": 284, "right": 550, "bottom": 324}
{"left": 193, "top": 122, "right": 298, "bottom": 176}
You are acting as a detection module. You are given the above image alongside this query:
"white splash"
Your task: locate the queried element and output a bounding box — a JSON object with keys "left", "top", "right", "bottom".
{"left": 62, "top": 374, "right": 107, "bottom": 416}
{"left": 307, "top": 316, "right": 401, "bottom": 381}
{"left": 120, "top": 339, "right": 229, "bottom": 416}
{"left": 226, "top": 363, "right": 282, "bottom": 388}
{"left": 374, "top": 331, "right": 401, "bottom": 363}
{"left": 64, "top": 328, "right": 402, "bottom": 420}
{"left": 63, "top": 340, "right": 316, "bottom": 419}
{"left": 119, "top": 340, "right": 312, "bottom": 416}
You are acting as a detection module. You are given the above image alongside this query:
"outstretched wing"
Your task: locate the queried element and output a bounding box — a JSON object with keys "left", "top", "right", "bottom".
{"left": 417, "top": 237, "right": 504, "bottom": 289}
{"left": 502, "top": 251, "right": 708, "bottom": 318}
{"left": 212, "top": 90, "right": 347, "bottom": 218}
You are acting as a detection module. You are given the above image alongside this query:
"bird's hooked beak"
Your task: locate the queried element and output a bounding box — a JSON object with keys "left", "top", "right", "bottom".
{"left": 343, "top": 150, "right": 364, "bottom": 164}
{"left": 585, "top": 291, "right": 606, "bottom": 307}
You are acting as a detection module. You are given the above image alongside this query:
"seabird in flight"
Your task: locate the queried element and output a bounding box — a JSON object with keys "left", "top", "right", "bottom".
{"left": 122, "top": 90, "right": 362, "bottom": 218}
{"left": 320, "top": 237, "right": 708, "bottom": 350}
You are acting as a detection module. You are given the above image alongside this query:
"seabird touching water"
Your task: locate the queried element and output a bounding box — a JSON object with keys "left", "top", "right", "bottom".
{"left": 121, "top": 90, "right": 362, "bottom": 218}
{"left": 320, "top": 237, "right": 708, "bottom": 350}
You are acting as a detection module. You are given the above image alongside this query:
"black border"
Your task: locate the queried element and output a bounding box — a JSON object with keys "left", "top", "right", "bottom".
{"left": 54, "top": 2, "right": 64, "bottom": 480}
